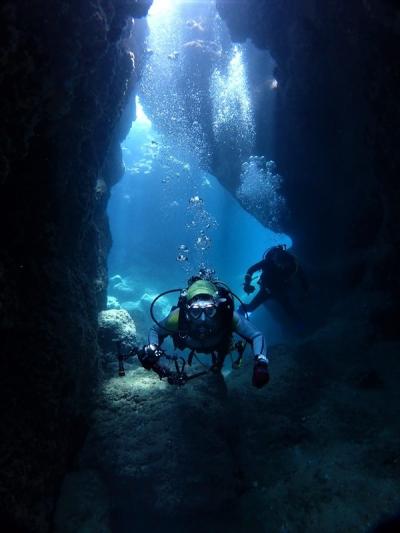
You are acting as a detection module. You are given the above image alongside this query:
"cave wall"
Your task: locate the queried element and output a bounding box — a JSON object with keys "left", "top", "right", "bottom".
{"left": 216, "top": 0, "right": 400, "bottom": 304}
{"left": 1, "top": 0, "right": 399, "bottom": 530}
{"left": 0, "top": 1, "right": 151, "bottom": 531}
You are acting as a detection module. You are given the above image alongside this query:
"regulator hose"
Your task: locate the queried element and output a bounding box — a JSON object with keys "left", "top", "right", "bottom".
{"left": 149, "top": 288, "right": 183, "bottom": 334}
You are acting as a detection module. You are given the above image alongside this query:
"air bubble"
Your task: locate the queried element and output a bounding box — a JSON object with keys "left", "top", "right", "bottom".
{"left": 189, "top": 195, "right": 203, "bottom": 206}
{"left": 195, "top": 233, "right": 211, "bottom": 251}
{"left": 237, "top": 156, "right": 285, "bottom": 230}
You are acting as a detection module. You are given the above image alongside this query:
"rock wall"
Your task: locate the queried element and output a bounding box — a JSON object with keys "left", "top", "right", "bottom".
{"left": 216, "top": 0, "right": 400, "bottom": 302}
{"left": 0, "top": 1, "right": 151, "bottom": 531}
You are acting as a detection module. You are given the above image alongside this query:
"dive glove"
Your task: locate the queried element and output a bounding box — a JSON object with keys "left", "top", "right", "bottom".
{"left": 243, "top": 273, "right": 255, "bottom": 294}
{"left": 244, "top": 283, "right": 255, "bottom": 294}
{"left": 252, "top": 356, "right": 270, "bottom": 388}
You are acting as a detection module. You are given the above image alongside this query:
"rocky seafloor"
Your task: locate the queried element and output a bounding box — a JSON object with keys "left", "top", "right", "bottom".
{"left": 56, "top": 287, "right": 400, "bottom": 532}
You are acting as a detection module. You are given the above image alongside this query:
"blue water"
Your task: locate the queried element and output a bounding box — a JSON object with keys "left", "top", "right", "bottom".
{"left": 107, "top": 101, "right": 291, "bottom": 342}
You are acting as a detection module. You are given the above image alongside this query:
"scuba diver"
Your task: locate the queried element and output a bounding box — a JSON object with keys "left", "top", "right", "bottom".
{"left": 137, "top": 275, "right": 270, "bottom": 389}
{"left": 239, "top": 244, "right": 309, "bottom": 324}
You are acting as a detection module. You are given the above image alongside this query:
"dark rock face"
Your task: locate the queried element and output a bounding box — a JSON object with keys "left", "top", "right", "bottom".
{"left": 0, "top": 1, "right": 151, "bottom": 531}
{"left": 216, "top": 0, "right": 400, "bottom": 295}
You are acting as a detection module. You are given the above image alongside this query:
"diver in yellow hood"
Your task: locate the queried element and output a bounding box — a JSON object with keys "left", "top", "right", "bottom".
{"left": 139, "top": 276, "right": 270, "bottom": 389}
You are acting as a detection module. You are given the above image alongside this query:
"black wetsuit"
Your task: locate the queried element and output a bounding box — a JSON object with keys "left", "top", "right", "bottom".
{"left": 242, "top": 255, "right": 308, "bottom": 317}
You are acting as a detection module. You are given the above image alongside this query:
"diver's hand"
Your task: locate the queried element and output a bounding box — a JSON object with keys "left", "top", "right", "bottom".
{"left": 244, "top": 283, "right": 255, "bottom": 295}
{"left": 139, "top": 344, "right": 161, "bottom": 370}
{"left": 243, "top": 273, "right": 255, "bottom": 294}
{"left": 252, "top": 356, "right": 270, "bottom": 388}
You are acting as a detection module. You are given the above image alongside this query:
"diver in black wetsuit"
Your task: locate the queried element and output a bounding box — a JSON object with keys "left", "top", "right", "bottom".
{"left": 139, "top": 278, "right": 270, "bottom": 389}
{"left": 239, "top": 245, "right": 309, "bottom": 325}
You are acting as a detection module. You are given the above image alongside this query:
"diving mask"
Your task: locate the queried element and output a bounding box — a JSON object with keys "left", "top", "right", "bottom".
{"left": 187, "top": 299, "right": 217, "bottom": 320}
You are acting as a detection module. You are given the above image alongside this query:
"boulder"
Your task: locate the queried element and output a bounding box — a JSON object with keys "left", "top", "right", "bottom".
{"left": 98, "top": 309, "right": 137, "bottom": 360}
